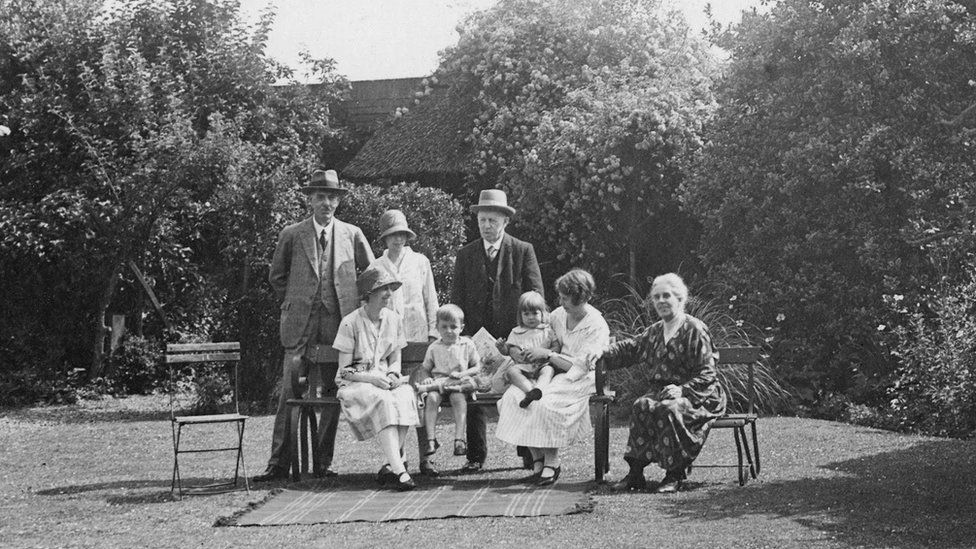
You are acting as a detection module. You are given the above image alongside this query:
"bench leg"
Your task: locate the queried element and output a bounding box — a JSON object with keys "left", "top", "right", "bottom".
{"left": 300, "top": 408, "right": 310, "bottom": 475}
{"left": 416, "top": 424, "right": 429, "bottom": 466}
{"left": 288, "top": 404, "right": 301, "bottom": 482}
{"left": 592, "top": 402, "right": 610, "bottom": 482}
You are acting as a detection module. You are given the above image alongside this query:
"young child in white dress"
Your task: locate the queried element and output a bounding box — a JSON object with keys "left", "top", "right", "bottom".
{"left": 493, "top": 291, "right": 567, "bottom": 408}
{"left": 414, "top": 304, "right": 482, "bottom": 457}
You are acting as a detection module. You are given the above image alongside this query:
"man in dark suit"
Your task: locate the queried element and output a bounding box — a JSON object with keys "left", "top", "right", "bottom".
{"left": 451, "top": 189, "right": 544, "bottom": 472}
{"left": 253, "top": 169, "right": 374, "bottom": 482}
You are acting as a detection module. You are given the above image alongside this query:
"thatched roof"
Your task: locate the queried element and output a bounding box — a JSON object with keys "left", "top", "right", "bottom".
{"left": 343, "top": 85, "right": 479, "bottom": 180}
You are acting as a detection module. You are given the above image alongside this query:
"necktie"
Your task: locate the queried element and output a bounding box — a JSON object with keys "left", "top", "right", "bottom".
{"left": 488, "top": 246, "right": 497, "bottom": 260}
{"left": 319, "top": 230, "right": 328, "bottom": 254}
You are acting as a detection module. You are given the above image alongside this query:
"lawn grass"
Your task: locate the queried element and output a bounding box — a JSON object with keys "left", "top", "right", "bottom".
{"left": 1, "top": 395, "right": 974, "bottom": 549}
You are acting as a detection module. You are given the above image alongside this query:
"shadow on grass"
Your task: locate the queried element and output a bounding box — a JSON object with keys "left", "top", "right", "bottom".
{"left": 659, "top": 439, "right": 976, "bottom": 549}
{"left": 35, "top": 477, "right": 252, "bottom": 504}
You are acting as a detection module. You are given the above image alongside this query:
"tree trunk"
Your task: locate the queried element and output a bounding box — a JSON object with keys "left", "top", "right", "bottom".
{"left": 89, "top": 263, "right": 123, "bottom": 380}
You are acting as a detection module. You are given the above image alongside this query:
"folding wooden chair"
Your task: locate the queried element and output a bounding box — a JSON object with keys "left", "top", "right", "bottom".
{"left": 166, "top": 342, "right": 250, "bottom": 499}
{"left": 693, "top": 346, "right": 763, "bottom": 486}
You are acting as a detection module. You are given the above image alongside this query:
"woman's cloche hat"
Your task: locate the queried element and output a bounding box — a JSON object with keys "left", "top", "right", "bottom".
{"left": 469, "top": 189, "right": 516, "bottom": 217}
{"left": 300, "top": 169, "right": 349, "bottom": 194}
{"left": 357, "top": 266, "right": 402, "bottom": 298}
{"left": 377, "top": 209, "right": 417, "bottom": 242}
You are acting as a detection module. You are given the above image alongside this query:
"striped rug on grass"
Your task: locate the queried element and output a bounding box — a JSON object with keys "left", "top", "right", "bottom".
{"left": 218, "top": 480, "right": 593, "bottom": 526}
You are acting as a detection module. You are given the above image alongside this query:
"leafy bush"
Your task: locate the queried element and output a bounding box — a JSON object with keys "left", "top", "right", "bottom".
{"left": 601, "top": 283, "right": 794, "bottom": 417}
{"left": 341, "top": 181, "right": 466, "bottom": 303}
{"left": 885, "top": 273, "right": 976, "bottom": 438}
{"left": 103, "top": 336, "right": 163, "bottom": 395}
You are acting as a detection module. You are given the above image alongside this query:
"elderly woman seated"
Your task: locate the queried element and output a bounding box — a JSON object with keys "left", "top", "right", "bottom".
{"left": 600, "top": 273, "right": 726, "bottom": 493}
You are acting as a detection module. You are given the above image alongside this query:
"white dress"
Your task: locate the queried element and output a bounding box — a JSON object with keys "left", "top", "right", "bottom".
{"left": 333, "top": 307, "right": 420, "bottom": 441}
{"left": 495, "top": 304, "right": 610, "bottom": 448}
{"left": 371, "top": 247, "right": 439, "bottom": 342}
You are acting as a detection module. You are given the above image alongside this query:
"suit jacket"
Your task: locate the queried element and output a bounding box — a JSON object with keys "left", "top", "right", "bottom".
{"left": 269, "top": 217, "right": 375, "bottom": 349}
{"left": 451, "top": 233, "right": 544, "bottom": 338}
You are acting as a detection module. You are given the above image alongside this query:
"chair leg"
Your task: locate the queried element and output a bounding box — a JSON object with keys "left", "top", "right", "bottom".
{"left": 235, "top": 419, "right": 250, "bottom": 493}
{"left": 308, "top": 409, "right": 320, "bottom": 476}
{"left": 288, "top": 404, "right": 301, "bottom": 482}
{"left": 740, "top": 425, "right": 757, "bottom": 480}
{"left": 732, "top": 426, "right": 746, "bottom": 486}
{"left": 171, "top": 421, "right": 180, "bottom": 499}
{"left": 174, "top": 423, "right": 185, "bottom": 499}
{"left": 750, "top": 421, "right": 760, "bottom": 477}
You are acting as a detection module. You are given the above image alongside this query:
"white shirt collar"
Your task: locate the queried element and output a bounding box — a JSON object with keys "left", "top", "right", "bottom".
{"left": 313, "top": 217, "right": 334, "bottom": 238}
{"left": 483, "top": 232, "right": 505, "bottom": 254}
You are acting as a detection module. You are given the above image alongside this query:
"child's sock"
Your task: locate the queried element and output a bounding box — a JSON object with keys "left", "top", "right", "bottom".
{"left": 519, "top": 388, "right": 543, "bottom": 408}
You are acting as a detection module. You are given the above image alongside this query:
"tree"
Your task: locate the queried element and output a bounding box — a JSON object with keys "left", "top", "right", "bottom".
{"left": 0, "top": 0, "right": 348, "bottom": 389}
{"left": 436, "top": 0, "right": 715, "bottom": 288}
{"left": 683, "top": 0, "right": 976, "bottom": 404}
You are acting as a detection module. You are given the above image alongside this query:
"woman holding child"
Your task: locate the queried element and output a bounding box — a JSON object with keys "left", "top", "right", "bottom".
{"left": 495, "top": 269, "right": 610, "bottom": 486}
{"left": 601, "top": 273, "right": 726, "bottom": 493}
{"left": 334, "top": 267, "right": 420, "bottom": 491}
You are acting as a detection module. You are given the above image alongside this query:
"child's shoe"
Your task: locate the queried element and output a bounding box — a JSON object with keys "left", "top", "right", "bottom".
{"left": 519, "top": 388, "right": 543, "bottom": 408}
{"left": 424, "top": 438, "right": 440, "bottom": 456}
{"left": 453, "top": 439, "right": 467, "bottom": 456}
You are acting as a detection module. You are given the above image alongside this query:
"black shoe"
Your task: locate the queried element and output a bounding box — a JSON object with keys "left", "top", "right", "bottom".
{"left": 655, "top": 470, "right": 684, "bottom": 493}
{"left": 519, "top": 388, "right": 543, "bottom": 408}
{"left": 251, "top": 465, "right": 288, "bottom": 482}
{"left": 460, "top": 460, "right": 482, "bottom": 473}
{"left": 394, "top": 472, "right": 416, "bottom": 491}
{"left": 313, "top": 467, "right": 338, "bottom": 478}
{"left": 419, "top": 461, "right": 440, "bottom": 477}
{"left": 521, "top": 458, "right": 545, "bottom": 483}
{"left": 536, "top": 465, "right": 561, "bottom": 487}
{"left": 613, "top": 472, "right": 647, "bottom": 491}
{"left": 376, "top": 464, "right": 397, "bottom": 485}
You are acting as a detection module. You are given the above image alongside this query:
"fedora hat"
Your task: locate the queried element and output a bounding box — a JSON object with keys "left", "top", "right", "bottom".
{"left": 377, "top": 209, "right": 417, "bottom": 242}
{"left": 469, "top": 189, "right": 515, "bottom": 217}
{"left": 357, "top": 266, "right": 402, "bottom": 299}
{"left": 299, "top": 169, "right": 349, "bottom": 194}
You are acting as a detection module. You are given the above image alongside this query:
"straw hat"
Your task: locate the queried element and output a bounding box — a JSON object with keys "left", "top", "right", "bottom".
{"left": 357, "top": 266, "right": 402, "bottom": 299}
{"left": 299, "top": 169, "right": 349, "bottom": 194}
{"left": 377, "top": 209, "right": 417, "bottom": 242}
{"left": 469, "top": 189, "right": 515, "bottom": 217}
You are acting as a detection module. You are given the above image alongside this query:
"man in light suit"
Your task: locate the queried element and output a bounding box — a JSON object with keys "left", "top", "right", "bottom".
{"left": 451, "top": 189, "right": 544, "bottom": 472}
{"left": 253, "top": 169, "right": 375, "bottom": 482}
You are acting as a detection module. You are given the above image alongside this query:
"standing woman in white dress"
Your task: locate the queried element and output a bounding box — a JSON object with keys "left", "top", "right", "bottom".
{"left": 495, "top": 269, "right": 610, "bottom": 486}
{"left": 334, "top": 267, "right": 420, "bottom": 491}
{"left": 371, "top": 209, "right": 439, "bottom": 343}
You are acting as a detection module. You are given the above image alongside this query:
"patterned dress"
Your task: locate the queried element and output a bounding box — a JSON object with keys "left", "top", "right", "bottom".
{"left": 602, "top": 314, "right": 726, "bottom": 473}
{"left": 333, "top": 307, "right": 420, "bottom": 440}
{"left": 495, "top": 305, "right": 610, "bottom": 448}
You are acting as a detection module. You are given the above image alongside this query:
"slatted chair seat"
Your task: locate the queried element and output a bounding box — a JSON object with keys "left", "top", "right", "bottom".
{"left": 174, "top": 413, "right": 249, "bottom": 424}
{"left": 166, "top": 342, "right": 250, "bottom": 499}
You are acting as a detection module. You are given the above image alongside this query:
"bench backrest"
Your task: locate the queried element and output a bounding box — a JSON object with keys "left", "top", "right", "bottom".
{"left": 300, "top": 341, "right": 610, "bottom": 396}
{"left": 165, "top": 342, "right": 242, "bottom": 416}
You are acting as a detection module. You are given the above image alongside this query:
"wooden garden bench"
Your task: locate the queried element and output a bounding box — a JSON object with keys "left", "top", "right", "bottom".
{"left": 286, "top": 341, "right": 614, "bottom": 481}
